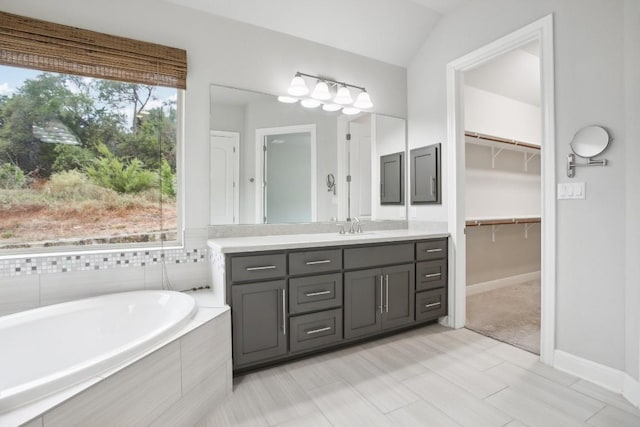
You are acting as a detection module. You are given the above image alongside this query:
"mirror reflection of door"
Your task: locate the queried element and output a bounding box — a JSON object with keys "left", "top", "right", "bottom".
{"left": 210, "top": 130, "right": 239, "bottom": 224}
{"left": 257, "top": 125, "right": 316, "bottom": 224}
{"left": 347, "top": 117, "right": 372, "bottom": 219}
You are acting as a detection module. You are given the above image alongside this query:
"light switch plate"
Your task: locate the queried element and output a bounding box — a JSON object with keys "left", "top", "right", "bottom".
{"left": 558, "top": 182, "right": 586, "bottom": 199}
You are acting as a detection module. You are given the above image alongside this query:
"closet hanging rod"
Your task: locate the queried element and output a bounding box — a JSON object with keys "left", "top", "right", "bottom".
{"left": 465, "top": 131, "right": 541, "bottom": 151}
{"left": 465, "top": 217, "right": 541, "bottom": 227}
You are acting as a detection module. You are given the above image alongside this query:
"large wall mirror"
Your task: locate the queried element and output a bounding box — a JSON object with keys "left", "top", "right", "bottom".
{"left": 209, "top": 84, "right": 407, "bottom": 225}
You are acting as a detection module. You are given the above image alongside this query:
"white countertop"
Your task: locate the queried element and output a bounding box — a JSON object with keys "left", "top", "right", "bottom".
{"left": 207, "top": 229, "right": 449, "bottom": 253}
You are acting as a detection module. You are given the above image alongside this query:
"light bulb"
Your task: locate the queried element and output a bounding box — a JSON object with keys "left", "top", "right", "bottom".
{"left": 334, "top": 86, "right": 353, "bottom": 105}
{"left": 342, "top": 107, "right": 360, "bottom": 115}
{"left": 353, "top": 91, "right": 373, "bottom": 109}
{"left": 311, "top": 81, "right": 331, "bottom": 100}
{"left": 301, "top": 98, "right": 321, "bottom": 108}
{"left": 277, "top": 96, "right": 298, "bottom": 103}
{"left": 322, "top": 103, "right": 342, "bottom": 112}
{"left": 288, "top": 75, "right": 309, "bottom": 96}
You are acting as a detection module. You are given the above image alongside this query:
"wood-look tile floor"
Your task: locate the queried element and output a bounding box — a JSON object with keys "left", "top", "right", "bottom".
{"left": 197, "top": 324, "right": 640, "bottom": 427}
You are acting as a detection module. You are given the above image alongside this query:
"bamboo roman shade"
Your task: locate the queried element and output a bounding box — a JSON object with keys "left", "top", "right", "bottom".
{"left": 0, "top": 12, "right": 187, "bottom": 89}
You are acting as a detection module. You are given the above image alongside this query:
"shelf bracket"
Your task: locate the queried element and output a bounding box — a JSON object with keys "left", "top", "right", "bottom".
{"left": 524, "top": 223, "right": 536, "bottom": 239}
{"left": 491, "top": 224, "right": 504, "bottom": 243}
{"left": 524, "top": 152, "right": 537, "bottom": 172}
{"left": 491, "top": 146, "right": 504, "bottom": 169}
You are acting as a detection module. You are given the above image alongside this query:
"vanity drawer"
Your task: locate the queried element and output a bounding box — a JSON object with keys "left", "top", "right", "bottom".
{"left": 289, "top": 249, "right": 342, "bottom": 276}
{"left": 231, "top": 253, "right": 286, "bottom": 282}
{"left": 416, "top": 239, "right": 447, "bottom": 261}
{"left": 289, "top": 273, "right": 342, "bottom": 314}
{"left": 289, "top": 308, "right": 343, "bottom": 353}
{"left": 416, "top": 288, "right": 447, "bottom": 322}
{"left": 344, "top": 243, "right": 414, "bottom": 270}
{"left": 416, "top": 259, "right": 447, "bottom": 291}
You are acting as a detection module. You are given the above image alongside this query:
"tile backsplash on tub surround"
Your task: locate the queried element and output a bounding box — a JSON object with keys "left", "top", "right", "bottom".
{"left": 0, "top": 245, "right": 211, "bottom": 316}
{"left": 0, "top": 247, "right": 207, "bottom": 278}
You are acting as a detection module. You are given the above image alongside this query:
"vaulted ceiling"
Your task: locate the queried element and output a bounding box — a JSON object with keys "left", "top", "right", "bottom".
{"left": 164, "top": 0, "right": 469, "bottom": 67}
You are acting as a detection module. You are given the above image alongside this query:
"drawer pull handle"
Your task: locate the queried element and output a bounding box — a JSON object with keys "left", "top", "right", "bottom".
{"left": 424, "top": 273, "right": 442, "bottom": 278}
{"left": 305, "top": 260, "right": 332, "bottom": 265}
{"left": 306, "top": 326, "right": 331, "bottom": 335}
{"left": 246, "top": 265, "right": 277, "bottom": 271}
{"left": 424, "top": 302, "right": 441, "bottom": 308}
{"left": 425, "top": 248, "right": 443, "bottom": 253}
{"left": 306, "top": 290, "right": 332, "bottom": 297}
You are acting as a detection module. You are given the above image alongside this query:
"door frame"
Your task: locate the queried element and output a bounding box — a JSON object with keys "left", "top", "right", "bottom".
{"left": 446, "top": 14, "right": 556, "bottom": 364}
{"left": 255, "top": 124, "right": 317, "bottom": 224}
{"left": 209, "top": 130, "right": 239, "bottom": 225}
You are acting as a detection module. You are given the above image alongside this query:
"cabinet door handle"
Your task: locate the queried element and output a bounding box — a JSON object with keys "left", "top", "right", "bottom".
{"left": 385, "top": 274, "right": 389, "bottom": 313}
{"left": 305, "top": 259, "right": 331, "bottom": 265}
{"left": 425, "top": 248, "right": 442, "bottom": 253}
{"left": 425, "top": 302, "right": 441, "bottom": 308}
{"left": 306, "top": 326, "right": 331, "bottom": 335}
{"left": 306, "top": 290, "right": 332, "bottom": 297}
{"left": 430, "top": 176, "right": 435, "bottom": 196}
{"left": 424, "top": 273, "right": 442, "bottom": 278}
{"left": 379, "top": 275, "right": 384, "bottom": 314}
{"left": 282, "top": 289, "right": 287, "bottom": 335}
{"left": 246, "top": 265, "right": 277, "bottom": 271}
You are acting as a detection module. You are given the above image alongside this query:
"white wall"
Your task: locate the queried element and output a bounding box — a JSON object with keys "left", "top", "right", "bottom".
{"left": 464, "top": 86, "right": 541, "bottom": 145}
{"left": 408, "top": 0, "right": 629, "bottom": 373}
{"left": 0, "top": 0, "right": 406, "bottom": 308}
{"left": 624, "top": 0, "right": 640, "bottom": 381}
{"left": 372, "top": 114, "right": 408, "bottom": 220}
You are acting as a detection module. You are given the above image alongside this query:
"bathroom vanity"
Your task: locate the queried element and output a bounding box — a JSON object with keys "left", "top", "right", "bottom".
{"left": 208, "top": 230, "right": 448, "bottom": 372}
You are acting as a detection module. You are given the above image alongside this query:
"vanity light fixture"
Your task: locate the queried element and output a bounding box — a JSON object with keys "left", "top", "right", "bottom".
{"left": 322, "top": 103, "right": 342, "bottom": 112}
{"left": 354, "top": 91, "right": 373, "bottom": 109}
{"left": 277, "top": 95, "right": 298, "bottom": 103}
{"left": 283, "top": 72, "right": 374, "bottom": 113}
{"left": 311, "top": 80, "right": 332, "bottom": 100}
{"left": 342, "top": 107, "right": 361, "bottom": 115}
{"left": 301, "top": 98, "right": 321, "bottom": 108}
{"left": 288, "top": 75, "right": 309, "bottom": 96}
{"left": 334, "top": 85, "right": 353, "bottom": 105}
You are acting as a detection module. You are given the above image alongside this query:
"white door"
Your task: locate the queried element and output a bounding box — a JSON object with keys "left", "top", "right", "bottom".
{"left": 210, "top": 131, "right": 239, "bottom": 224}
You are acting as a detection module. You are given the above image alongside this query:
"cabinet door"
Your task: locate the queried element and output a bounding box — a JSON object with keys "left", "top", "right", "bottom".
{"left": 231, "top": 280, "right": 287, "bottom": 367}
{"left": 344, "top": 268, "right": 382, "bottom": 339}
{"left": 410, "top": 144, "right": 440, "bottom": 204}
{"left": 380, "top": 152, "right": 404, "bottom": 204}
{"left": 381, "top": 264, "right": 415, "bottom": 330}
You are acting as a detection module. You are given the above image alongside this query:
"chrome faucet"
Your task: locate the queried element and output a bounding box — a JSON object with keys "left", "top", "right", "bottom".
{"left": 348, "top": 217, "right": 363, "bottom": 234}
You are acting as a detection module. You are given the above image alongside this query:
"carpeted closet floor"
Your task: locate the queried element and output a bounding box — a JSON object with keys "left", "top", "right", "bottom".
{"left": 466, "top": 279, "right": 540, "bottom": 354}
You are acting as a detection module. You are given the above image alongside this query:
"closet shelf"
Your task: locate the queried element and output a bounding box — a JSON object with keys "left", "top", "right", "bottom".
{"left": 465, "top": 216, "right": 541, "bottom": 227}
{"left": 465, "top": 131, "right": 540, "bottom": 152}
{"left": 466, "top": 217, "right": 541, "bottom": 242}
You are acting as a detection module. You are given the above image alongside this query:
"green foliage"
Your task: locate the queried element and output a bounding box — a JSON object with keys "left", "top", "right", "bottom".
{"left": 85, "top": 143, "right": 156, "bottom": 194}
{"left": 0, "top": 163, "right": 27, "bottom": 189}
{"left": 160, "top": 159, "right": 176, "bottom": 197}
{"left": 51, "top": 144, "right": 96, "bottom": 172}
{"left": 48, "top": 170, "right": 116, "bottom": 202}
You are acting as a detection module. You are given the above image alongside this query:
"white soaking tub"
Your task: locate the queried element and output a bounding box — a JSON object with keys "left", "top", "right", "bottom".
{"left": 0, "top": 290, "right": 196, "bottom": 414}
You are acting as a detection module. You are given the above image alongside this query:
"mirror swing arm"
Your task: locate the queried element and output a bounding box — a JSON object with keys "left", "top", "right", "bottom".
{"left": 567, "top": 125, "right": 611, "bottom": 178}
{"left": 567, "top": 154, "right": 607, "bottom": 178}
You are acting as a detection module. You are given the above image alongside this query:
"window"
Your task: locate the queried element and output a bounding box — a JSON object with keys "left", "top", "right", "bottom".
{"left": 0, "top": 12, "right": 186, "bottom": 252}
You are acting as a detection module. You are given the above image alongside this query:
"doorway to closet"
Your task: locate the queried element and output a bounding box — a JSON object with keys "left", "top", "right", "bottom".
{"left": 462, "top": 41, "right": 542, "bottom": 354}
{"left": 447, "top": 15, "right": 555, "bottom": 364}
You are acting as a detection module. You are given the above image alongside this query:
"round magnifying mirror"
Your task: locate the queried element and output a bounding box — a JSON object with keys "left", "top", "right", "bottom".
{"left": 570, "top": 125, "right": 610, "bottom": 158}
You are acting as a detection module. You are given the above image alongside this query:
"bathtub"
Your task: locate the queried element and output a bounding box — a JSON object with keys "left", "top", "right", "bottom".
{"left": 0, "top": 290, "right": 197, "bottom": 414}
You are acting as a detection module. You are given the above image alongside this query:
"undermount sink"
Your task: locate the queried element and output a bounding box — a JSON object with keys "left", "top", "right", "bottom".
{"left": 340, "top": 231, "right": 378, "bottom": 237}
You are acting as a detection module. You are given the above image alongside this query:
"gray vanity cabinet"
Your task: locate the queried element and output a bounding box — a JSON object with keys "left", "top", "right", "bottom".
{"left": 231, "top": 280, "right": 287, "bottom": 367}
{"left": 225, "top": 237, "right": 447, "bottom": 372}
{"left": 344, "top": 264, "right": 415, "bottom": 339}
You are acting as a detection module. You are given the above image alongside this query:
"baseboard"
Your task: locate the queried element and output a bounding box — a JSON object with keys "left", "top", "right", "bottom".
{"left": 466, "top": 271, "right": 541, "bottom": 296}
{"left": 623, "top": 374, "right": 640, "bottom": 407}
{"left": 554, "top": 350, "right": 640, "bottom": 408}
